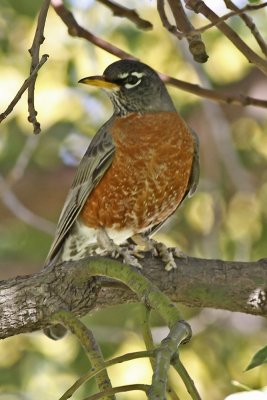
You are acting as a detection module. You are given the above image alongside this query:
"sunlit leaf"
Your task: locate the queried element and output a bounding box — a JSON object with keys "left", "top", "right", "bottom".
{"left": 246, "top": 345, "right": 267, "bottom": 370}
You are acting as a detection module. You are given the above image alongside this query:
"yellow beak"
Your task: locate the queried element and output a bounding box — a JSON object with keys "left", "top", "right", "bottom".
{"left": 78, "top": 75, "right": 119, "bottom": 89}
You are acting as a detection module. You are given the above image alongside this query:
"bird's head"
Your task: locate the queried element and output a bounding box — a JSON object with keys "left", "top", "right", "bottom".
{"left": 79, "top": 59, "right": 175, "bottom": 116}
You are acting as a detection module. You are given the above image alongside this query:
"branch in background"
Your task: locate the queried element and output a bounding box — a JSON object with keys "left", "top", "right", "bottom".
{"left": 0, "top": 54, "right": 49, "bottom": 124}
{"left": 198, "top": 2, "right": 267, "bottom": 37}
{"left": 158, "top": 1, "right": 267, "bottom": 40}
{"left": 52, "top": 0, "right": 267, "bottom": 109}
{"left": 157, "top": 0, "right": 208, "bottom": 63}
{"left": 224, "top": 0, "right": 267, "bottom": 58}
{"left": 157, "top": 0, "right": 184, "bottom": 40}
{"left": 7, "top": 135, "right": 40, "bottom": 186}
{"left": 51, "top": 0, "right": 136, "bottom": 60}
{"left": 97, "top": 0, "right": 153, "bottom": 30}
{"left": 0, "top": 120, "right": 54, "bottom": 235}
{"left": 185, "top": 0, "right": 267, "bottom": 77}
{"left": 0, "top": 175, "right": 55, "bottom": 235}
{"left": 167, "top": 0, "right": 208, "bottom": 63}
{"left": 28, "top": 0, "right": 50, "bottom": 134}
{"left": 186, "top": 49, "right": 254, "bottom": 193}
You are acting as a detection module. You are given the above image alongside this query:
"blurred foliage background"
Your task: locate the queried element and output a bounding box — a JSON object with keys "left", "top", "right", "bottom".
{"left": 0, "top": 0, "right": 267, "bottom": 399}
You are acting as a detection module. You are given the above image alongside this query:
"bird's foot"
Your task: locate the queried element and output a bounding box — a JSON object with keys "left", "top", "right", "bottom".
{"left": 97, "top": 229, "right": 143, "bottom": 269}
{"left": 132, "top": 235, "right": 186, "bottom": 271}
{"left": 119, "top": 246, "right": 144, "bottom": 268}
{"left": 150, "top": 240, "right": 177, "bottom": 271}
{"left": 154, "top": 242, "right": 186, "bottom": 271}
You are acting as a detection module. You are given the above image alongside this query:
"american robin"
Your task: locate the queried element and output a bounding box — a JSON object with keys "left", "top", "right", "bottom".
{"left": 44, "top": 59, "right": 199, "bottom": 339}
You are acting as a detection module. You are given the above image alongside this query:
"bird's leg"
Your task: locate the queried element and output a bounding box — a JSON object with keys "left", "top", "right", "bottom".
{"left": 96, "top": 228, "right": 143, "bottom": 269}
{"left": 132, "top": 234, "right": 186, "bottom": 271}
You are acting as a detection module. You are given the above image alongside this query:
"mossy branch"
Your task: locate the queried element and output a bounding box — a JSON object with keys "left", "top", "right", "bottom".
{"left": 49, "top": 260, "right": 197, "bottom": 399}
{"left": 52, "top": 311, "right": 114, "bottom": 400}
{"left": 1, "top": 255, "right": 267, "bottom": 340}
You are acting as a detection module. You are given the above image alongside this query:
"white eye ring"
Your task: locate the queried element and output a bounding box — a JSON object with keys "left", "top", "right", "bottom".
{"left": 124, "top": 79, "right": 141, "bottom": 89}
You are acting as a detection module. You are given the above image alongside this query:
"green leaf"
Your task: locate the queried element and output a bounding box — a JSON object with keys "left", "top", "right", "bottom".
{"left": 246, "top": 345, "right": 267, "bottom": 370}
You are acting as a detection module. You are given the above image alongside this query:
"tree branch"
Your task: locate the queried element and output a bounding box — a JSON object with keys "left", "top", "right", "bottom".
{"left": 51, "top": 0, "right": 136, "bottom": 60}
{"left": 97, "top": 0, "right": 153, "bottom": 30}
{"left": 185, "top": 0, "right": 267, "bottom": 76}
{"left": 224, "top": 0, "right": 267, "bottom": 58}
{"left": 166, "top": 0, "right": 208, "bottom": 63}
{"left": 196, "top": 2, "right": 267, "bottom": 38}
{"left": 51, "top": 0, "right": 267, "bottom": 109}
{"left": 160, "top": 73, "right": 267, "bottom": 109}
{"left": 28, "top": 0, "right": 51, "bottom": 134}
{"left": 1, "top": 255, "right": 266, "bottom": 340}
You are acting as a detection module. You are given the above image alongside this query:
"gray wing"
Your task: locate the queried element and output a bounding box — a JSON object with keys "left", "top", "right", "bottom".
{"left": 44, "top": 119, "right": 115, "bottom": 266}
{"left": 146, "top": 128, "right": 200, "bottom": 238}
{"left": 186, "top": 129, "right": 200, "bottom": 198}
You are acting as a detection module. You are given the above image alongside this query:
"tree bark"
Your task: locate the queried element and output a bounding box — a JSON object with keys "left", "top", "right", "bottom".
{"left": 0, "top": 255, "right": 266, "bottom": 339}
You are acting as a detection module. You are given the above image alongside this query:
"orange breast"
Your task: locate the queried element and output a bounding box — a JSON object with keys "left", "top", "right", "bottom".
{"left": 80, "top": 112, "right": 194, "bottom": 232}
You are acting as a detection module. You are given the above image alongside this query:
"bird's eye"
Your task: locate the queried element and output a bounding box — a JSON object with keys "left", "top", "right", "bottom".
{"left": 124, "top": 74, "right": 141, "bottom": 89}
{"left": 127, "top": 75, "right": 139, "bottom": 85}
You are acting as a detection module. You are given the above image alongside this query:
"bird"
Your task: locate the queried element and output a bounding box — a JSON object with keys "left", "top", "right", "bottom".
{"left": 43, "top": 59, "right": 199, "bottom": 339}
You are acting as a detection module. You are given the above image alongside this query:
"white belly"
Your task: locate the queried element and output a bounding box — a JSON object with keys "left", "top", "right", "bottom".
{"left": 61, "top": 220, "right": 135, "bottom": 262}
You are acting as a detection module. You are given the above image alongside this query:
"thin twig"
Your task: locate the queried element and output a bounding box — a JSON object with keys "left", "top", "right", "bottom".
{"left": 97, "top": 0, "right": 152, "bottom": 30}
{"left": 167, "top": 0, "right": 208, "bottom": 63}
{"left": 0, "top": 54, "right": 49, "bottom": 124}
{"left": 158, "top": 0, "right": 208, "bottom": 63}
{"left": 82, "top": 384, "right": 149, "bottom": 400}
{"left": 157, "top": 0, "right": 183, "bottom": 40}
{"left": 197, "top": 2, "right": 267, "bottom": 36}
{"left": 51, "top": 0, "right": 136, "bottom": 60}
{"left": 161, "top": 73, "right": 267, "bottom": 109}
{"left": 224, "top": 0, "right": 267, "bottom": 58}
{"left": 141, "top": 306, "right": 155, "bottom": 366}
{"left": 0, "top": 174, "right": 55, "bottom": 235}
{"left": 171, "top": 355, "right": 202, "bottom": 400}
{"left": 28, "top": 0, "right": 51, "bottom": 134}
{"left": 159, "top": 1, "right": 267, "bottom": 39}
{"left": 60, "top": 350, "right": 154, "bottom": 400}
{"left": 185, "top": 0, "right": 267, "bottom": 76}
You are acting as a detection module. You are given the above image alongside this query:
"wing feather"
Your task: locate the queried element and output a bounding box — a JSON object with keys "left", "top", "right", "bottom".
{"left": 44, "top": 119, "right": 115, "bottom": 266}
